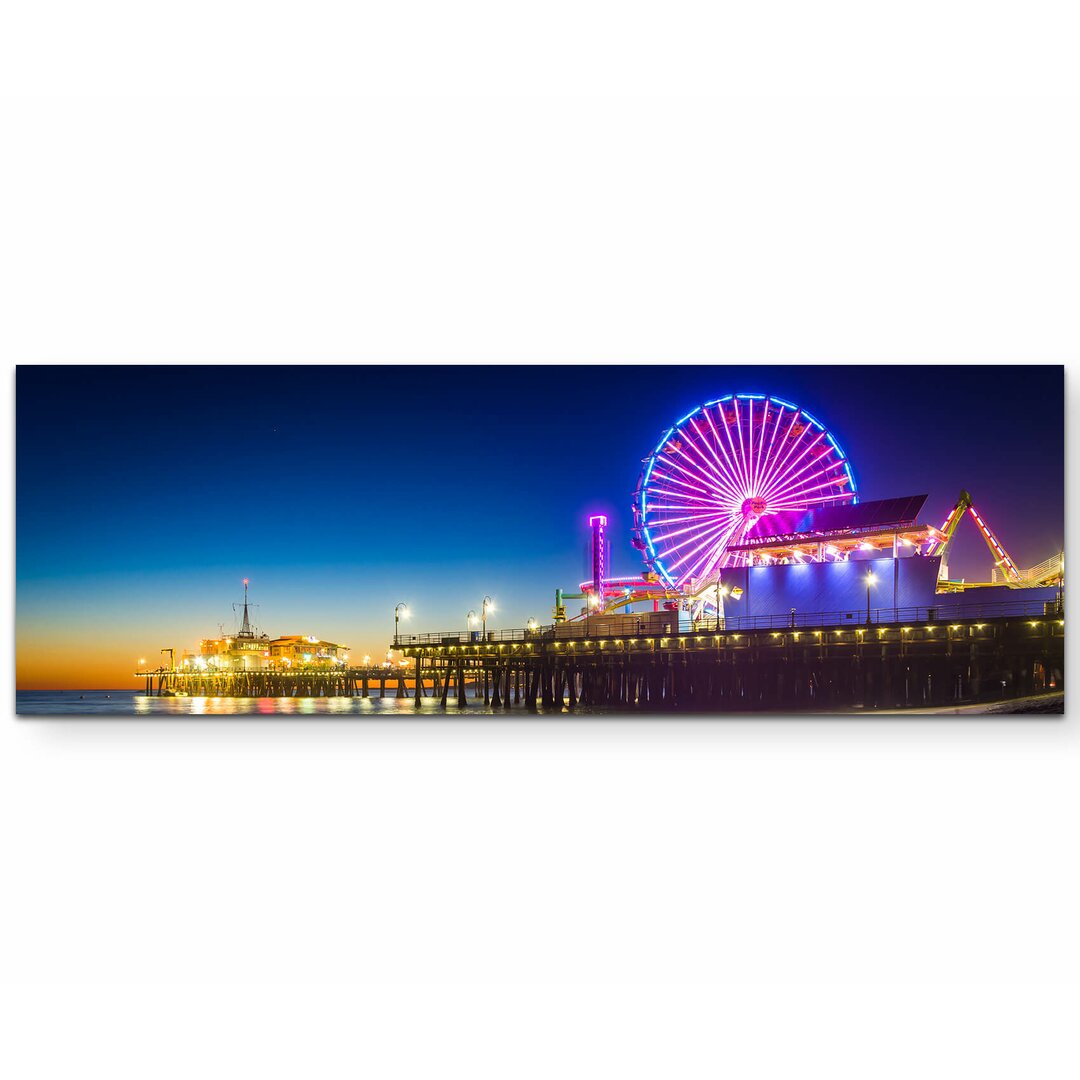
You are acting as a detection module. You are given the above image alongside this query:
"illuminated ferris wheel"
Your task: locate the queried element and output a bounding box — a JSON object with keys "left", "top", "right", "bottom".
{"left": 632, "top": 394, "right": 857, "bottom": 590}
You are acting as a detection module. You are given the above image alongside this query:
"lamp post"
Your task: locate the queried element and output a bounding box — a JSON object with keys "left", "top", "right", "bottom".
{"left": 482, "top": 595, "right": 494, "bottom": 640}
{"left": 715, "top": 581, "right": 729, "bottom": 631}
{"left": 394, "top": 602, "right": 409, "bottom": 646}
{"left": 865, "top": 571, "right": 877, "bottom": 625}
{"left": 467, "top": 609, "right": 477, "bottom": 641}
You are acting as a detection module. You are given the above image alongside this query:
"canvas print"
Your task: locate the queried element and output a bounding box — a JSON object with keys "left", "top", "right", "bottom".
{"left": 16, "top": 364, "right": 1064, "bottom": 715}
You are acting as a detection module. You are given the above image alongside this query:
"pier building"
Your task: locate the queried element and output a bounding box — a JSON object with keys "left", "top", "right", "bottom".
{"left": 138, "top": 580, "right": 356, "bottom": 695}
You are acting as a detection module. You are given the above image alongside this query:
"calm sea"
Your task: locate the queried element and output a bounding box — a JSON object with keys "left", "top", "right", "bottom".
{"left": 14, "top": 690, "right": 584, "bottom": 717}
{"left": 15, "top": 690, "right": 1063, "bottom": 717}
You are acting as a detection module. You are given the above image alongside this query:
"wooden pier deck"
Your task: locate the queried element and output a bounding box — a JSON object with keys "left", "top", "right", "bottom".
{"left": 394, "top": 604, "right": 1064, "bottom": 711}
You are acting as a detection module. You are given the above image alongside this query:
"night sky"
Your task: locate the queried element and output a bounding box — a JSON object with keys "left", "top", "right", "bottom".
{"left": 16, "top": 364, "right": 1064, "bottom": 688}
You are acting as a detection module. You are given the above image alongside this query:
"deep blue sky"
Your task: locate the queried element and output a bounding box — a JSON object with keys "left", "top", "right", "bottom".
{"left": 17, "top": 364, "right": 1064, "bottom": 678}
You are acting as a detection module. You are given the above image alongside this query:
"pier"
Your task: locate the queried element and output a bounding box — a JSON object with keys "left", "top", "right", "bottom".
{"left": 134, "top": 665, "right": 455, "bottom": 700}
{"left": 394, "top": 599, "right": 1064, "bottom": 711}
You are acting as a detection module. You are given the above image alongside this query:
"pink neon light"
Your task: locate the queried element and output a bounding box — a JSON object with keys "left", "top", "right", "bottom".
{"left": 588, "top": 515, "right": 608, "bottom": 526}
{"left": 639, "top": 397, "right": 854, "bottom": 587}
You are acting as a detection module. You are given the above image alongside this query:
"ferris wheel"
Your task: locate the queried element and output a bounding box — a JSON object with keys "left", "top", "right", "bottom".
{"left": 632, "top": 394, "right": 857, "bottom": 591}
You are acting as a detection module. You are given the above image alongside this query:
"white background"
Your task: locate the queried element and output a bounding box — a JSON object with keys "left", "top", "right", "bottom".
{"left": 1, "top": 4, "right": 1078, "bottom": 1077}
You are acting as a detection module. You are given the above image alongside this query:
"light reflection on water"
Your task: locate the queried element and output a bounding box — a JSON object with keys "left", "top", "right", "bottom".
{"left": 131, "top": 694, "right": 573, "bottom": 716}
{"left": 16, "top": 691, "right": 592, "bottom": 717}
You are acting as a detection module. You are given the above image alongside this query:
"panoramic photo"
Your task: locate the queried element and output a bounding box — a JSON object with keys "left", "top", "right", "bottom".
{"left": 16, "top": 363, "right": 1064, "bottom": 716}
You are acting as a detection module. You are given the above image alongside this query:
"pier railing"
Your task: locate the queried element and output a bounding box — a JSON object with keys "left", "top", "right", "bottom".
{"left": 393, "top": 596, "right": 1062, "bottom": 645}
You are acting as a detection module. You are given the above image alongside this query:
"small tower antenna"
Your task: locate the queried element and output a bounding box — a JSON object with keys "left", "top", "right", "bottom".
{"left": 241, "top": 578, "right": 252, "bottom": 637}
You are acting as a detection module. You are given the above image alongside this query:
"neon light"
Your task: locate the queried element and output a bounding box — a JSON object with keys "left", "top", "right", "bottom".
{"left": 800, "top": 409, "right": 823, "bottom": 429}
{"left": 653, "top": 427, "right": 674, "bottom": 455}
{"left": 588, "top": 514, "right": 608, "bottom": 526}
{"left": 636, "top": 393, "right": 855, "bottom": 585}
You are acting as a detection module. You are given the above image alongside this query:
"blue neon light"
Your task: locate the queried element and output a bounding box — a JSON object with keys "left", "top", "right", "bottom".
{"left": 739, "top": 393, "right": 766, "bottom": 400}
{"left": 769, "top": 397, "right": 797, "bottom": 410}
{"left": 800, "top": 409, "right": 823, "bottom": 429}
{"left": 845, "top": 461, "right": 858, "bottom": 501}
{"left": 653, "top": 427, "right": 675, "bottom": 455}
{"left": 676, "top": 406, "right": 702, "bottom": 426}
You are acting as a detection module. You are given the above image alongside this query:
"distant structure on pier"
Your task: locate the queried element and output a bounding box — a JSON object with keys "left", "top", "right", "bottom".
{"left": 176, "top": 579, "right": 350, "bottom": 673}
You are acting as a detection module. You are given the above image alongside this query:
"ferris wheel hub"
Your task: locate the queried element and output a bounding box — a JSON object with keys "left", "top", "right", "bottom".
{"left": 742, "top": 496, "right": 768, "bottom": 517}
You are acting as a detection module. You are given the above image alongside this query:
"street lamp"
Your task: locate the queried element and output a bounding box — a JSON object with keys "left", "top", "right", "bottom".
{"left": 865, "top": 571, "right": 877, "bottom": 625}
{"left": 394, "top": 602, "right": 409, "bottom": 645}
{"left": 482, "top": 595, "right": 494, "bottom": 640}
{"left": 363, "top": 654, "right": 371, "bottom": 666}
{"left": 526, "top": 618, "right": 538, "bottom": 633}
{"left": 467, "top": 609, "right": 478, "bottom": 640}
{"left": 715, "top": 581, "right": 729, "bottom": 631}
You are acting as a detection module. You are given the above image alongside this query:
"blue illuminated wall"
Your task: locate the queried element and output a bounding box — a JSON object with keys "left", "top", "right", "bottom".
{"left": 721, "top": 556, "right": 940, "bottom": 620}
{"left": 720, "top": 557, "right": 1058, "bottom": 620}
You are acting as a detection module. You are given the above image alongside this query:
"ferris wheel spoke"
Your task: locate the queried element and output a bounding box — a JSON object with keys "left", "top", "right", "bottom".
{"left": 746, "top": 399, "right": 755, "bottom": 497}
{"left": 756, "top": 410, "right": 813, "bottom": 500}
{"left": 766, "top": 457, "right": 844, "bottom": 503}
{"left": 717, "top": 403, "right": 752, "bottom": 497}
{"left": 759, "top": 406, "right": 816, "bottom": 496}
{"left": 681, "top": 419, "right": 745, "bottom": 502}
{"left": 768, "top": 489, "right": 853, "bottom": 512}
{"left": 759, "top": 428, "right": 827, "bottom": 504}
{"left": 752, "top": 400, "right": 771, "bottom": 494}
{"left": 647, "top": 493, "right": 730, "bottom": 514}
{"left": 648, "top": 508, "right": 740, "bottom": 529}
{"left": 768, "top": 475, "right": 851, "bottom": 508}
{"left": 654, "top": 456, "right": 726, "bottom": 500}
{"left": 657, "top": 445, "right": 734, "bottom": 498}
{"left": 670, "top": 432, "right": 743, "bottom": 504}
{"left": 763, "top": 454, "right": 835, "bottom": 507}
{"left": 694, "top": 518, "right": 744, "bottom": 583}
{"left": 648, "top": 510, "right": 739, "bottom": 545}
{"left": 761, "top": 444, "right": 838, "bottom": 505}
{"left": 732, "top": 398, "right": 753, "bottom": 497}
{"left": 696, "top": 411, "right": 749, "bottom": 499}
{"left": 662, "top": 514, "right": 743, "bottom": 577}
{"left": 654, "top": 508, "right": 741, "bottom": 564}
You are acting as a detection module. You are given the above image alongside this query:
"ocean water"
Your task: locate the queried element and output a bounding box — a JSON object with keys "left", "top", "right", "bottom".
{"left": 14, "top": 689, "right": 1064, "bottom": 717}
{"left": 14, "top": 690, "right": 584, "bottom": 717}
